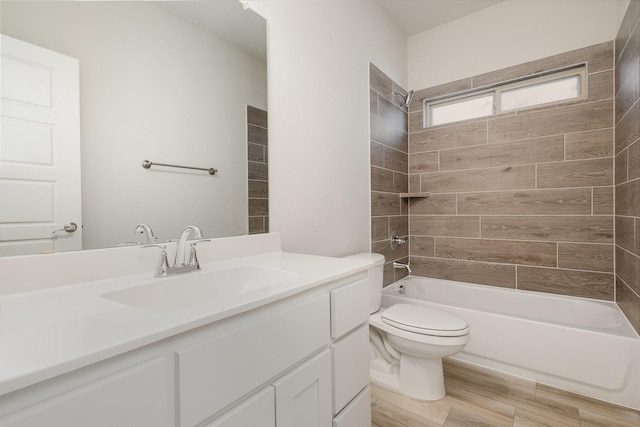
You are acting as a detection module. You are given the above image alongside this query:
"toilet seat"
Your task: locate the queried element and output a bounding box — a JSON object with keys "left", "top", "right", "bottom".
{"left": 381, "top": 304, "right": 469, "bottom": 337}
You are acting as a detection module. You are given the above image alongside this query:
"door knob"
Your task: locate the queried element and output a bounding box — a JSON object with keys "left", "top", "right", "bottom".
{"left": 53, "top": 222, "right": 78, "bottom": 234}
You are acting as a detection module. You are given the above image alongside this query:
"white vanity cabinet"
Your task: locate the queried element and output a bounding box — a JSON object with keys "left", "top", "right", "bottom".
{"left": 0, "top": 270, "right": 371, "bottom": 427}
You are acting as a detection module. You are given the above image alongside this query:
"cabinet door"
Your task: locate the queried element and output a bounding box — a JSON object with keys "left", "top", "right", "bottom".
{"left": 206, "top": 387, "right": 275, "bottom": 427}
{"left": 273, "top": 351, "right": 332, "bottom": 427}
{"left": 331, "top": 325, "right": 370, "bottom": 414}
{"left": 332, "top": 387, "right": 371, "bottom": 427}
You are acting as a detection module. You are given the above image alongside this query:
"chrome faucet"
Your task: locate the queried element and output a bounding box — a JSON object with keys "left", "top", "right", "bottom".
{"left": 393, "top": 261, "right": 412, "bottom": 274}
{"left": 143, "top": 225, "right": 209, "bottom": 277}
{"left": 135, "top": 223, "right": 157, "bottom": 244}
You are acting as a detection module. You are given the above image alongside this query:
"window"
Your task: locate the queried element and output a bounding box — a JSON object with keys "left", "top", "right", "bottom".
{"left": 425, "top": 66, "right": 586, "bottom": 127}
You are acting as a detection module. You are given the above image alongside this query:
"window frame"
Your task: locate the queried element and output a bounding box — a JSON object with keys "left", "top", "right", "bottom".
{"left": 424, "top": 64, "right": 587, "bottom": 128}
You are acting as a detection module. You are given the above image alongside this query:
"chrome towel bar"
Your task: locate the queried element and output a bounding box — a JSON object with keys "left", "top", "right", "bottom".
{"left": 142, "top": 160, "right": 218, "bottom": 175}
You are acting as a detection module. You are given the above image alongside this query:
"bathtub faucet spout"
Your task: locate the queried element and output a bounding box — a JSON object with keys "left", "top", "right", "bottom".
{"left": 393, "top": 261, "right": 412, "bottom": 274}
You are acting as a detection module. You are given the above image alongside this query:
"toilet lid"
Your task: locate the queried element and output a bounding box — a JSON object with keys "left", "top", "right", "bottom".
{"left": 381, "top": 304, "right": 469, "bottom": 337}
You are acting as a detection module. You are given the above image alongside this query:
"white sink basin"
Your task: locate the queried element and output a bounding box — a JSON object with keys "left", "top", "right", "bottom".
{"left": 102, "top": 265, "right": 298, "bottom": 312}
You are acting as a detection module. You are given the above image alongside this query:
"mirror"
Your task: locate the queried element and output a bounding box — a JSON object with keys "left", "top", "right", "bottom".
{"left": 0, "top": 1, "right": 267, "bottom": 256}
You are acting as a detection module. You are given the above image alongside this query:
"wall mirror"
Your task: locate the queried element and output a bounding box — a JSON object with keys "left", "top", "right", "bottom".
{"left": 0, "top": 0, "right": 267, "bottom": 256}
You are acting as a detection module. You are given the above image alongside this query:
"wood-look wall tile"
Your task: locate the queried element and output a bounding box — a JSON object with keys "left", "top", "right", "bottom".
{"left": 615, "top": 179, "right": 640, "bottom": 216}
{"left": 439, "top": 136, "right": 564, "bottom": 171}
{"left": 482, "top": 216, "right": 613, "bottom": 243}
{"left": 421, "top": 165, "right": 535, "bottom": 193}
{"left": 615, "top": 216, "right": 636, "bottom": 254}
{"left": 408, "top": 110, "right": 423, "bottom": 134}
{"left": 409, "top": 174, "right": 420, "bottom": 193}
{"left": 615, "top": 22, "right": 640, "bottom": 95}
{"left": 410, "top": 216, "right": 480, "bottom": 238}
{"left": 614, "top": 64, "right": 639, "bottom": 124}
{"left": 248, "top": 198, "right": 268, "bottom": 216}
{"left": 248, "top": 124, "right": 267, "bottom": 145}
{"left": 372, "top": 192, "right": 402, "bottom": 216}
{"left": 247, "top": 105, "right": 267, "bottom": 127}
{"left": 371, "top": 114, "right": 408, "bottom": 152}
{"left": 410, "top": 121, "right": 487, "bottom": 153}
{"left": 248, "top": 180, "right": 268, "bottom": 198}
{"left": 248, "top": 142, "right": 266, "bottom": 162}
{"left": 370, "top": 63, "right": 392, "bottom": 98}
{"left": 409, "top": 256, "right": 516, "bottom": 288}
{"left": 629, "top": 140, "right": 640, "bottom": 180}
{"left": 248, "top": 216, "right": 266, "bottom": 234}
{"left": 557, "top": 243, "right": 613, "bottom": 272}
{"left": 616, "top": 149, "right": 628, "bottom": 185}
{"left": 410, "top": 236, "right": 435, "bottom": 257}
{"left": 371, "top": 166, "right": 394, "bottom": 192}
{"left": 616, "top": 246, "right": 640, "bottom": 295}
{"left": 616, "top": 0, "right": 640, "bottom": 64}
{"left": 382, "top": 260, "right": 395, "bottom": 287}
{"left": 517, "top": 267, "right": 614, "bottom": 300}
{"left": 390, "top": 215, "right": 409, "bottom": 237}
{"left": 409, "top": 151, "right": 438, "bottom": 173}
{"left": 457, "top": 188, "right": 591, "bottom": 215}
{"left": 411, "top": 256, "right": 516, "bottom": 288}
{"left": 435, "top": 237, "right": 557, "bottom": 267}
{"left": 565, "top": 129, "right": 613, "bottom": 160}
{"left": 393, "top": 172, "right": 409, "bottom": 193}
{"left": 586, "top": 41, "right": 614, "bottom": 74}
{"left": 409, "top": 193, "right": 457, "bottom": 214}
{"left": 615, "top": 99, "right": 640, "bottom": 154}
{"left": 370, "top": 89, "right": 378, "bottom": 116}
{"left": 373, "top": 240, "right": 407, "bottom": 267}
{"left": 248, "top": 161, "right": 268, "bottom": 180}
{"left": 371, "top": 140, "right": 384, "bottom": 167}
{"left": 378, "top": 95, "right": 408, "bottom": 132}
{"left": 588, "top": 70, "right": 614, "bottom": 102}
{"left": 488, "top": 100, "right": 612, "bottom": 143}
{"left": 636, "top": 218, "right": 640, "bottom": 254}
{"left": 592, "top": 187, "right": 613, "bottom": 215}
{"left": 383, "top": 146, "right": 408, "bottom": 173}
{"left": 617, "top": 278, "right": 640, "bottom": 334}
{"left": 372, "top": 216, "right": 389, "bottom": 241}
{"left": 537, "top": 158, "right": 612, "bottom": 188}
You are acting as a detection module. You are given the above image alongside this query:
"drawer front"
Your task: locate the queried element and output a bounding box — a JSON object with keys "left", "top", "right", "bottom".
{"left": 332, "top": 387, "right": 371, "bottom": 427}
{"left": 331, "top": 325, "right": 370, "bottom": 415}
{"left": 206, "top": 387, "right": 274, "bottom": 427}
{"left": 330, "top": 278, "right": 369, "bottom": 339}
{"left": 177, "top": 294, "right": 329, "bottom": 426}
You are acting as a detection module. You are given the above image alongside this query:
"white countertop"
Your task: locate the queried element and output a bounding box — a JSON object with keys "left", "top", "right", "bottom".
{"left": 0, "top": 251, "right": 370, "bottom": 396}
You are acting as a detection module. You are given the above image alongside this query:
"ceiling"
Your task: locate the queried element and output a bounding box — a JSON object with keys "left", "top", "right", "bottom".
{"left": 379, "top": 0, "right": 505, "bottom": 37}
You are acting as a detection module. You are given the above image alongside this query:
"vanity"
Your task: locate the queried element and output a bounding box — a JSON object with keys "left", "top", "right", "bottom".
{"left": 0, "top": 233, "right": 372, "bottom": 426}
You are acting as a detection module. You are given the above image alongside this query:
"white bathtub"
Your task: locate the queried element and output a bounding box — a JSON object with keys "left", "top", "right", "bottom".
{"left": 382, "top": 276, "right": 640, "bottom": 410}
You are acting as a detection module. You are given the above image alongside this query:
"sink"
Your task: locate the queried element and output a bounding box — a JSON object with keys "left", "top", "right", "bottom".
{"left": 102, "top": 265, "right": 298, "bottom": 312}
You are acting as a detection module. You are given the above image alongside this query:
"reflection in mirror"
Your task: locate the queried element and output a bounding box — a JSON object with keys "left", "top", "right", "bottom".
{"left": 0, "top": 1, "right": 267, "bottom": 256}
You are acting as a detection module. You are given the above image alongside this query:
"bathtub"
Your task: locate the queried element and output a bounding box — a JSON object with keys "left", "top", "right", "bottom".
{"left": 382, "top": 276, "right": 640, "bottom": 410}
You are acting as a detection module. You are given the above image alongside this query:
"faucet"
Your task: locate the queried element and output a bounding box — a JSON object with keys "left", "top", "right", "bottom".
{"left": 135, "top": 223, "right": 157, "bottom": 244}
{"left": 174, "top": 225, "right": 204, "bottom": 267}
{"left": 143, "top": 225, "right": 208, "bottom": 277}
{"left": 393, "top": 261, "right": 412, "bottom": 274}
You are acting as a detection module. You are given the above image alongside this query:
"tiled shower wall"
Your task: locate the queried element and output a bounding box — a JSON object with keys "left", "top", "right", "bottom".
{"left": 615, "top": 0, "right": 640, "bottom": 334}
{"left": 247, "top": 105, "right": 269, "bottom": 234}
{"left": 406, "top": 42, "right": 615, "bottom": 301}
{"left": 370, "top": 64, "right": 410, "bottom": 285}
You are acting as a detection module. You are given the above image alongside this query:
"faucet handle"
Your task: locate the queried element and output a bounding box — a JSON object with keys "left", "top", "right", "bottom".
{"left": 187, "top": 239, "right": 210, "bottom": 267}
{"left": 142, "top": 244, "right": 170, "bottom": 276}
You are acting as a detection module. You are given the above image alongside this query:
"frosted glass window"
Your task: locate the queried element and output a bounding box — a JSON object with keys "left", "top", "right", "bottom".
{"left": 428, "top": 93, "right": 493, "bottom": 127}
{"left": 423, "top": 66, "right": 586, "bottom": 128}
{"left": 500, "top": 74, "right": 581, "bottom": 112}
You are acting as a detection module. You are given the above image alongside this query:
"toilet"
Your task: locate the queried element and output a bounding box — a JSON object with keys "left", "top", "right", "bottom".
{"left": 345, "top": 253, "right": 470, "bottom": 401}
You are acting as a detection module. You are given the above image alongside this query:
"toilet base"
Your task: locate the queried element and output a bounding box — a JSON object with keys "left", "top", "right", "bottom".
{"left": 369, "top": 353, "right": 447, "bottom": 401}
{"left": 400, "top": 353, "right": 446, "bottom": 400}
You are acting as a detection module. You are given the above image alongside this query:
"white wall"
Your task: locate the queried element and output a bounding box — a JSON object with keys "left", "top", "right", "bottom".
{"left": 249, "top": 0, "right": 406, "bottom": 256}
{"left": 2, "top": 1, "right": 267, "bottom": 249}
{"left": 408, "top": 0, "right": 619, "bottom": 90}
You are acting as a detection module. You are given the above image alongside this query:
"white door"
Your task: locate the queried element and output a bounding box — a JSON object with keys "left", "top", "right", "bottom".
{"left": 0, "top": 34, "right": 81, "bottom": 256}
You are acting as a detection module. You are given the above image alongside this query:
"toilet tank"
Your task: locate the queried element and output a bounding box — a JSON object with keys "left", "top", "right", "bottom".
{"left": 342, "top": 253, "right": 385, "bottom": 314}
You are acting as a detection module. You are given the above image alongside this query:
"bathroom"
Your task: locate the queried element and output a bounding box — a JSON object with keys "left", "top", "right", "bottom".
{"left": 1, "top": 0, "right": 640, "bottom": 426}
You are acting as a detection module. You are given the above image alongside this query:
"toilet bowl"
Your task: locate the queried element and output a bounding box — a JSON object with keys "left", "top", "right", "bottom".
{"left": 343, "top": 253, "right": 470, "bottom": 401}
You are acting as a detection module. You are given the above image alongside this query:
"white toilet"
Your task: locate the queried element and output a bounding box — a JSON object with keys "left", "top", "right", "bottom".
{"left": 346, "top": 253, "right": 470, "bottom": 401}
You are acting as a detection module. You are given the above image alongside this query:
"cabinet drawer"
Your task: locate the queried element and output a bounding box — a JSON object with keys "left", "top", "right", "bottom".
{"left": 330, "top": 278, "right": 369, "bottom": 339}
{"left": 331, "top": 325, "right": 370, "bottom": 414}
{"left": 206, "top": 387, "right": 274, "bottom": 427}
{"left": 333, "top": 387, "right": 371, "bottom": 427}
{"left": 177, "top": 294, "right": 329, "bottom": 426}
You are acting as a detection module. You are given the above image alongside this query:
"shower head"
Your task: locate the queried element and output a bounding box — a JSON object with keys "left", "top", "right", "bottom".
{"left": 392, "top": 90, "right": 414, "bottom": 108}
